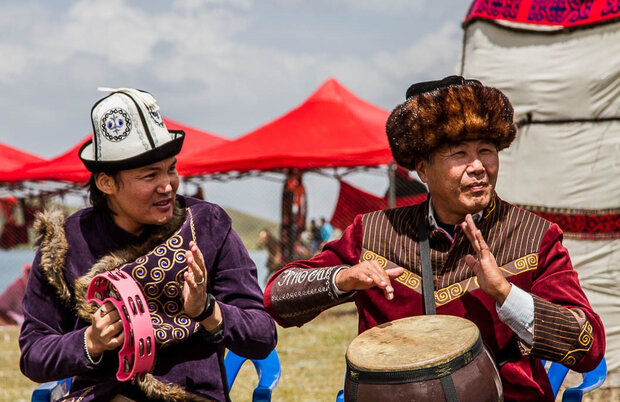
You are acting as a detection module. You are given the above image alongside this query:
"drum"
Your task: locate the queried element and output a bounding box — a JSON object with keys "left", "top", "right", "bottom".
{"left": 344, "top": 315, "right": 503, "bottom": 401}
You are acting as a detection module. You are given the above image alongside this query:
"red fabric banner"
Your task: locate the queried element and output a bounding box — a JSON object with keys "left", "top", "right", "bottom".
{"left": 464, "top": 0, "right": 620, "bottom": 30}
{"left": 330, "top": 181, "right": 426, "bottom": 231}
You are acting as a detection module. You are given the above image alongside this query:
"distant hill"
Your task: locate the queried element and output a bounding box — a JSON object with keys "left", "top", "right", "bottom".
{"left": 223, "top": 207, "right": 279, "bottom": 250}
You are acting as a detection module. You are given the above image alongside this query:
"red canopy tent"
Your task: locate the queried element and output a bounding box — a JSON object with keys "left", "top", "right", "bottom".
{"left": 179, "top": 78, "right": 393, "bottom": 176}
{"left": 0, "top": 118, "right": 229, "bottom": 183}
{"left": 0, "top": 143, "right": 46, "bottom": 179}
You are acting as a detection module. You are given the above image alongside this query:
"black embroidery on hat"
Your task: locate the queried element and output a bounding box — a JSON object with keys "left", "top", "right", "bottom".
{"left": 101, "top": 108, "right": 132, "bottom": 142}
{"left": 150, "top": 110, "right": 165, "bottom": 128}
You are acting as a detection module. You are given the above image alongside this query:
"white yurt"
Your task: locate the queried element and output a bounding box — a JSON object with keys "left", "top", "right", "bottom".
{"left": 462, "top": 0, "right": 620, "bottom": 386}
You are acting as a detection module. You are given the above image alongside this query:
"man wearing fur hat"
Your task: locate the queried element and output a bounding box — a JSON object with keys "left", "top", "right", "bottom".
{"left": 19, "top": 88, "right": 276, "bottom": 401}
{"left": 263, "top": 76, "right": 604, "bottom": 401}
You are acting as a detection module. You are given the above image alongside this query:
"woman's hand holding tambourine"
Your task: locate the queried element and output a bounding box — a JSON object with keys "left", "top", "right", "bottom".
{"left": 85, "top": 301, "right": 125, "bottom": 359}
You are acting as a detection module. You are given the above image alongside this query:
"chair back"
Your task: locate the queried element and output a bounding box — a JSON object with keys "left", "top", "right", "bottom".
{"left": 225, "top": 348, "right": 281, "bottom": 402}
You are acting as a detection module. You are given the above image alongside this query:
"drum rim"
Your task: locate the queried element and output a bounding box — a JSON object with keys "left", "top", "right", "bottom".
{"left": 346, "top": 335, "right": 483, "bottom": 384}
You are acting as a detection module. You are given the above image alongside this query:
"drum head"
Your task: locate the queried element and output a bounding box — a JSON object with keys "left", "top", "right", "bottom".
{"left": 346, "top": 315, "right": 480, "bottom": 372}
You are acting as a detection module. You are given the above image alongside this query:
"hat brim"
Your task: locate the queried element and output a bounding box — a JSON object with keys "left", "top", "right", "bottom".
{"left": 79, "top": 130, "right": 185, "bottom": 172}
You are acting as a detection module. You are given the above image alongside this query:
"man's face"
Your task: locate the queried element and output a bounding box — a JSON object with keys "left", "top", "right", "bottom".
{"left": 102, "top": 157, "right": 179, "bottom": 235}
{"left": 416, "top": 139, "right": 499, "bottom": 224}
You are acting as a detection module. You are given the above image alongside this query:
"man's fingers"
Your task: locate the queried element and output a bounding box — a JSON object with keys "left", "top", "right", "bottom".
{"left": 462, "top": 215, "right": 483, "bottom": 254}
{"left": 464, "top": 254, "right": 480, "bottom": 274}
{"left": 474, "top": 229, "right": 490, "bottom": 257}
{"left": 385, "top": 267, "right": 404, "bottom": 278}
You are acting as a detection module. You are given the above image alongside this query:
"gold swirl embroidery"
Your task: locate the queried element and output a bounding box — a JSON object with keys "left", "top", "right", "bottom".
{"left": 158, "top": 257, "right": 171, "bottom": 270}
{"left": 172, "top": 328, "right": 186, "bottom": 340}
{"left": 579, "top": 322, "right": 593, "bottom": 347}
{"left": 167, "top": 234, "right": 183, "bottom": 249}
{"left": 133, "top": 264, "right": 147, "bottom": 279}
{"left": 126, "top": 208, "right": 202, "bottom": 346}
{"left": 513, "top": 253, "right": 538, "bottom": 272}
{"left": 149, "top": 267, "right": 165, "bottom": 282}
{"left": 164, "top": 282, "right": 180, "bottom": 298}
{"left": 561, "top": 355, "right": 577, "bottom": 366}
{"left": 360, "top": 250, "right": 388, "bottom": 268}
{"left": 164, "top": 301, "right": 181, "bottom": 315}
{"left": 174, "top": 250, "right": 186, "bottom": 263}
{"left": 174, "top": 314, "right": 191, "bottom": 327}
{"left": 559, "top": 322, "right": 594, "bottom": 366}
{"left": 435, "top": 283, "right": 464, "bottom": 306}
{"left": 394, "top": 270, "right": 420, "bottom": 291}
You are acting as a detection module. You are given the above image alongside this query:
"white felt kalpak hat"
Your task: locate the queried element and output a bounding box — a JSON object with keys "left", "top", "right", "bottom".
{"left": 79, "top": 88, "right": 185, "bottom": 172}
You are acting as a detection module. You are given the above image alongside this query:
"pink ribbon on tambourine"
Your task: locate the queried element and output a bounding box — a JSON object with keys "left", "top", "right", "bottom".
{"left": 87, "top": 268, "right": 155, "bottom": 382}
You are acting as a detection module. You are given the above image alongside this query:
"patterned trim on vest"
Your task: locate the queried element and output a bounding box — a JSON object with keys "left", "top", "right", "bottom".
{"left": 360, "top": 196, "right": 550, "bottom": 305}
{"left": 360, "top": 196, "right": 594, "bottom": 367}
{"left": 532, "top": 295, "right": 593, "bottom": 366}
{"left": 360, "top": 249, "right": 538, "bottom": 306}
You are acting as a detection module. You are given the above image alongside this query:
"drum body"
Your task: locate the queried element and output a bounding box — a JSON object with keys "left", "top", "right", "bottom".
{"left": 344, "top": 315, "right": 503, "bottom": 402}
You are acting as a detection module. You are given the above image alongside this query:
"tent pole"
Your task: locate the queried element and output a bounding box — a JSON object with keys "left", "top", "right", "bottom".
{"left": 388, "top": 161, "right": 396, "bottom": 209}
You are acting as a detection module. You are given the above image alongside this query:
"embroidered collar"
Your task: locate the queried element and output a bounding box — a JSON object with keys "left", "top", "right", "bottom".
{"left": 427, "top": 197, "right": 484, "bottom": 241}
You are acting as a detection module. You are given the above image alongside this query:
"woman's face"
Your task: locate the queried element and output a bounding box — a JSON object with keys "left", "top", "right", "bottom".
{"left": 99, "top": 157, "right": 179, "bottom": 235}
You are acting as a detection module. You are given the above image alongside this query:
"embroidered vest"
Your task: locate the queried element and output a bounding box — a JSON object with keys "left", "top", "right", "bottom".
{"left": 360, "top": 197, "right": 552, "bottom": 306}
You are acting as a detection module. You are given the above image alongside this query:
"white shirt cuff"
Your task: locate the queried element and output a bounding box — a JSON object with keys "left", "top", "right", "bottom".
{"left": 332, "top": 266, "right": 350, "bottom": 296}
{"left": 496, "top": 284, "right": 534, "bottom": 346}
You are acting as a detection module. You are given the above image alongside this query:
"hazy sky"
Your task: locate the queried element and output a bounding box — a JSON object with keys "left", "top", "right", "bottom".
{"left": 0, "top": 0, "right": 470, "bottom": 221}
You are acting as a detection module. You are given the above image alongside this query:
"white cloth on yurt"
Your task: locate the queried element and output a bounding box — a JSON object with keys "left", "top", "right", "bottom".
{"left": 462, "top": 19, "right": 620, "bottom": 381}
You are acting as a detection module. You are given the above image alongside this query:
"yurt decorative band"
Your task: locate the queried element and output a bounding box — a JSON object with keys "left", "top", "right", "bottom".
{"left": 518, "top": 205, "right": 620, "bottom": 240}
{"left": 464, "top": 0, "right": 620, "bottom": 30}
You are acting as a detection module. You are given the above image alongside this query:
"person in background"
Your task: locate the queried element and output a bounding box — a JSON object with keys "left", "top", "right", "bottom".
{"left": 263, "top": 76, "right": 605, "bottom": 401}
{"left": 0, "top": 264, "right": 30, "bottom": 325}
{"left": 309, "top": 219, "right": 322, "bottom": 252}
{"left": 319, "top": 217, "right": 334, "bottom": 243}
{"left": 20, "top": 88, "right": 276, "bottom": 401}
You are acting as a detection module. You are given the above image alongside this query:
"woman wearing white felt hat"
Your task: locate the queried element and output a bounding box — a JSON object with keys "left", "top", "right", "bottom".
{"left": 20, "top": 88, "right": 277, "bottom": 401}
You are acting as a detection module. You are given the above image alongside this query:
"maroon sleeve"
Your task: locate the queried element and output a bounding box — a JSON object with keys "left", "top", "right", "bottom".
{"left": 528, "top": 224, "right": 605, "bottom": 372}
{"left": 263, "top": 215, "right": 363, "bottom": 327}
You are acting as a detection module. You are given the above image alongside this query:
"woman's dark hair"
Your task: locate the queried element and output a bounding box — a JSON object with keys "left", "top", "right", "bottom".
{"left": 87, "top": 171, "right": 121, "bottom": 214}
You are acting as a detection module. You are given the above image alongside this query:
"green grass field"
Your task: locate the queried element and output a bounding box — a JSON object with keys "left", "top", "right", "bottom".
{"left": 0, "top": 304, "right": 358, "bottom": 402}
{"left": 1, "top": 304, "right": 617, "bottom": 402}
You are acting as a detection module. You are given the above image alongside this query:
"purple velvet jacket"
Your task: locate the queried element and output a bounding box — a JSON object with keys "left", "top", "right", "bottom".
{"left": 19, "top": 196, "right": 276, "bottom": 401}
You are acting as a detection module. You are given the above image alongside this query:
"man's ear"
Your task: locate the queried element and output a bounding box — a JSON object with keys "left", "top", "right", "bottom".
{"left": 416, "top": 158, "right": 428, "bottom": 184}
{"left": 95, "top": 173, "right": 116, "bottom": 195}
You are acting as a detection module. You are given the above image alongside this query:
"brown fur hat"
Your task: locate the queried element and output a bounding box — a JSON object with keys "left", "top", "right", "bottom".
{"left": 386, "top": 75, "right": 517, "bottom": 170}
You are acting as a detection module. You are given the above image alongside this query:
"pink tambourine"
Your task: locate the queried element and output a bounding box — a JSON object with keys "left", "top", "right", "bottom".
{"left": 87, "top": 268, "right": 155, "bottom": 382}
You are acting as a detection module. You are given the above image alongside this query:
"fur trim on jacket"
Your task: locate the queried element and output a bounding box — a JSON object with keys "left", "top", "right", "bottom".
{"left": 34, "top": 205, "right": 212, "bottom": 401}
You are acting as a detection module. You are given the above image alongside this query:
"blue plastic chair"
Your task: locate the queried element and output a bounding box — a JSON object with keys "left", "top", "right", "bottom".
{"left": 336, "top": 357, "right": 607, "bottom": 402}
{"left": 32, "top": 349, "right": 281, "bottom": 402}
{"left": 31, "top": 377, "right": 71, "bottom": 402}
{"left": 225, "top": 348, "right": 281, "bottom": 402}
{"left": 545, "top": 357, "right": 607, "bottom": 401}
